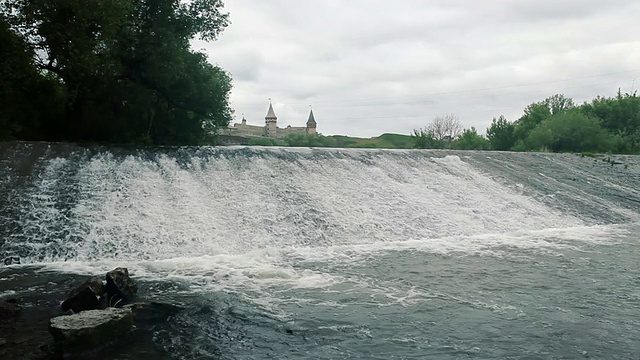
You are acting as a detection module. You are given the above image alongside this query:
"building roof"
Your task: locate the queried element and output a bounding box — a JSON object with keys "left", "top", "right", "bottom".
{"left": 306, "top": 109, "right": 316, "bottom": 125}
{"left": 265, "top": 103, "right": 277, "bottom": 120}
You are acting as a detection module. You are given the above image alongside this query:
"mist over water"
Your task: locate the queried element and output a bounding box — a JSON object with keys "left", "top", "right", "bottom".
{"left": 1, "top": 142, "right": 639, "bottom": 359}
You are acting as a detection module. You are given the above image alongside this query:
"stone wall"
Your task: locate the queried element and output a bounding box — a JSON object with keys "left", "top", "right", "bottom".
{"left": 220, "top": 123, "right": 265, "bottom": 137}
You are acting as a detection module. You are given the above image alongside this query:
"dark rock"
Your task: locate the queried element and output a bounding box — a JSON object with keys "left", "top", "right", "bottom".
{"left": 3, "top": 256, "right": 20, "bottom": 266}
{"left": 61, "top": 276, "right": 105, "bottom": 313}
{"left": 0, "top": 301, "right": 21, "bottom": 319}
{"left": 106, "top": 268, "right": 137, "bottom": 307}
{"left": 0, "top": 268, "right": 169, "bottom": 359}
{"left": 49, "top": 307, "right": 133, "bottom": 351}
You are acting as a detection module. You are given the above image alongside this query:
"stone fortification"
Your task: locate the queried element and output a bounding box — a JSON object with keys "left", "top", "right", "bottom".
{"left": 219, "top": 102, "right": 317, "bottom": 139}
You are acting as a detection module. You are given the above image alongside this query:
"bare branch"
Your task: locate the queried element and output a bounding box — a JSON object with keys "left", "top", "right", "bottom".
{"left": 427, "top": 114, "right": 463, "bottom": 141}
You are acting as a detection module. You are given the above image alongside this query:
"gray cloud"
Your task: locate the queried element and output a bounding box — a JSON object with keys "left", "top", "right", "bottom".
{"left": 201, "top": 0, "right": 640, "bottom": 137}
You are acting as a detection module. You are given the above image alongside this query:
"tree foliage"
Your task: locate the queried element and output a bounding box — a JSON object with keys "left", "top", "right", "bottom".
{"left": 496, "top": 91, "right": 639, "bottom": 154}
{"left": 524, "top": 111, "right": 615, "bottom": 153}
{"left": 411, "top": 128, "right": 442, "bottom": 149}
{"left": 451, "top": 127, "right": 490, "bottom": 150}
{"left": 248, "top": 137, "right": 285, "bottom": 146}
{"left": 513, "top": 94, "right": 575, "bottom": 142}
{"left": 283, "top": 133, "right": 337, "bottom": 147}
{"left": 409, "top": 91, "right": 638, "bottom": 154}
{"left": 0, "top": 0, "right": 232, "bottom": 145}
{"left": 581, "top": 91, "right": 640, "bottom": 150}
{"left": 0, "top": 17, "right": 65, "bottom": 140}
{"left": 486, "top": 115, "right": 516, "bottom": 151}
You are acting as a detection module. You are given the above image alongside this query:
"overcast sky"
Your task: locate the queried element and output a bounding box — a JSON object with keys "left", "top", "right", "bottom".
{"left": 196, "top": 0, "right": 640, "bottom": 137}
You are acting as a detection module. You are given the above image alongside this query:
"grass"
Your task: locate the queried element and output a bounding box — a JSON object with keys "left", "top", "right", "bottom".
{"left": 328, "top": 133, "right": 414, "bottom": 149}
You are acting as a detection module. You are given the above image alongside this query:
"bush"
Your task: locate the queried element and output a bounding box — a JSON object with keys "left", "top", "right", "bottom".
{"left": 248, "top": 137, "right": 277, "bottom": 146}
{"left": 524, "top": 111, "right": 614, "bottom": 153}
{"left": 283, "top": 133, "right": 337, "bottom": 147}
{"left": 451, "top": 127, "right": 490, "bottom": 150}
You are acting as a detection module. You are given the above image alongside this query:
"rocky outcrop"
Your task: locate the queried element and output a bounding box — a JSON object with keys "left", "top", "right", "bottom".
{"left": 49, "top": 307, "right": 133, "bottom": 351}
{"left": 61, "top": 276, "right": 105, "bottom": 313}
{"left": 106, "top": 268, "right": 137, "bottom": 307}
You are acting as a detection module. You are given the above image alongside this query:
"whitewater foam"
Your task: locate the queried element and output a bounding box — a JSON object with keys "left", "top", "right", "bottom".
{"left": 36, "top": 223, "right": 632, "bottom": 310}
{"left": 2, "top": 146, "right": 639, "bottom": 310}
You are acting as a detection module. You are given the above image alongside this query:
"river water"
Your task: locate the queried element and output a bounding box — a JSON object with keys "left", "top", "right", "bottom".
{"left": 1, "top": 143, "right": 639, "bottom": 359}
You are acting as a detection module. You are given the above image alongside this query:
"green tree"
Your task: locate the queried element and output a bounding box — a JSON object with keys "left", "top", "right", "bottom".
{"left": 411, "top": 128, "right": 444, "bottom": 149}
{"left": 283, "top": 133, "right": 337, "bottom": 147}
{"left": 486, "top": 115, "right": 516, "bottom": 150}
{"left": 513, "top": 94, "right": 575, "bottom": 143}
{"left": 1, "top": 0, "right": 232, "bottom": 145}
{"left": 580, "top": 91, "right": 640, "bottom": 152}
{"left": 248, "top": 137, "right": 277, "bottom": 146}
{"left": 0, "top": 17, "right": 65, "bottom": 140}
{"left": 451, "top": 127, "right": 490, "bottom": 150}
{"left": 525, "top": 111, "right": 614, "bottom": 153}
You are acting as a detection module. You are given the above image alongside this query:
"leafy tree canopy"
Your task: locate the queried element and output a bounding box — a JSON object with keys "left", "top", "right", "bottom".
{"left": 513, "top": 94, "right": 575, "bottom": 142}
{"left": 486, "top": 115, "right": 516, "bottom": 151}
{"left": 451, "top": 127, "right": 490, "bottom": 150}
{"left": 0, "top": 0, "right": 232, "bottom": 145}
{"left": 283, "top": 133, "right": 337, "bottom": 147}
{"left": 525, "top": 111, "right": 615, "bottom": 153}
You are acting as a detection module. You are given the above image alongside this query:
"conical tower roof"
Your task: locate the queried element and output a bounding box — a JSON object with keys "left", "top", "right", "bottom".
{"left": 265, "top": 102, "right": 277, "bottom": 120}
{"left": 306, "top": 108, "right": 316, "bottom": 125}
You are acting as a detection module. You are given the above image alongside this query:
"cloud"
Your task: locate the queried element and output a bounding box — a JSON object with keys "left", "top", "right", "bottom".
{"left": 200, "top": 0, "right": 640, "bottom": 137}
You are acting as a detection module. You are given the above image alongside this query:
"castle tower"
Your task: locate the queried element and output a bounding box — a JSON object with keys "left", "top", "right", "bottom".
{"left": 306, "top": 107, "right": 317, "bottom": 135}
{"left": 265, "top": 101, "right": 278, "bottom": 138}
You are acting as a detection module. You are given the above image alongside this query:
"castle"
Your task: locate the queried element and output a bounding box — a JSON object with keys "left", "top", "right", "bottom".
{"left": 219, "top": 102, "right": 317, "bottom": 139}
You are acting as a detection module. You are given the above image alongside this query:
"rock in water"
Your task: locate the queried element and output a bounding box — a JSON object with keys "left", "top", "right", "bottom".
{"left": 49, "top": 308, "right": 133, "bottom": 351}
{"left": 61, "top": 276, "right": 105, "bottom": 313}
{"left": 106, "top": 267, "right": 137, "bottom": 307}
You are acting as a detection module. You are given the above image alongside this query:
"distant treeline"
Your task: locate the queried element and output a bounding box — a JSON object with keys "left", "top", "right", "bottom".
{"left": 248, "top": 133, "right": 415, "bottom": 148}
{"left": 256, "top": 92, "right": 640, "bottom": 154}
{"left": 413, "top": 92, "right": 640, "bottom": 154}
{"left": 1, "top": 0, "right": 232, "bottom": 145}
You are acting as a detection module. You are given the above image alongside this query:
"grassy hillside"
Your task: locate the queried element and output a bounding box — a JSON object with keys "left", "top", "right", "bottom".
{"left": 328, "top": 133, "right": 414, "bottom": 149}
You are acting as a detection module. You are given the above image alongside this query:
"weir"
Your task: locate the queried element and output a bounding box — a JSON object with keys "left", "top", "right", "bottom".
{"left": 2, "top": 142, "right": 640, "bottom": 359}
{"left": 1, "top": 142, "right": 638, "bottom": 265}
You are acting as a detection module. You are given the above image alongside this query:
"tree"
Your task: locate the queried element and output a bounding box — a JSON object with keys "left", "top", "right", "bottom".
{"left": 412, "top": 114, "right": 462, "bottom": 149}
{"left": 248, "top": 137, "right": 277, "bottom": 146}
{"left": 513, "top": 94, "right": 575, "bottom": 143}
{"left": 452, "top": 127, "right": 490, "bottom": 150}
{"left": 283, "top": 133, "right": 337, "bottom": 147}
{"left": 427, "top": 114, "right": 463, "bottom": 142}
{"left": 547, "top": 94, "right": 576, "bottom": 115}
{"left": 525, "top": 111, "right": 614, "bottom": 153}
{"left": 1, "top": 0, "right": 232, "bottom": 145}
{"left": 411, "top": 128, "right": 442, "bottom": 149}
{"left": 581, "top": 90, "right": 640, "bottom": 152}
{"left": 486, "top": 115, "right": 516, "bottom": 150}
{"left": 0, "top": 16, "right": 65, "bottom": 141}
